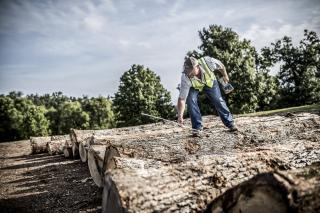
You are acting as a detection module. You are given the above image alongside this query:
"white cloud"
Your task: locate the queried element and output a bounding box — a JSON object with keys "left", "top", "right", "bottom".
{"left": 82, "top": 15, "right": 105, "bottom": 33}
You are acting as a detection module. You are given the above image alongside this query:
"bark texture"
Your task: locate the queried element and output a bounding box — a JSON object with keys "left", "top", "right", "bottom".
{"left": 30, "top": 136, "right": 51, "bottom": 154}
{"left": 99, "top": 113, "right": 319, "bottom": 212}
{"left": 47, "top": 139, "right": 66, "bottom": 155}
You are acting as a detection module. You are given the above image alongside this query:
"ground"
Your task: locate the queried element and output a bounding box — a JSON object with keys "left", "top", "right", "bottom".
{"left": 0, "top": 140, "right": 102, "bottom": 213}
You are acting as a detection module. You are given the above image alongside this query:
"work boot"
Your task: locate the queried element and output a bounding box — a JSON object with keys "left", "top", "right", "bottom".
{"left": 191, "top": 128, "right": 203, "bottom": 137}
{"left": 229, "top": 125, "right": 238, "bottom": 132}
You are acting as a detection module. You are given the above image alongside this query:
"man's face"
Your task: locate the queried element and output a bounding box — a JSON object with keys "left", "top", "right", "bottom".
{"left": 187, "top": 65, "right": 200, "bottom": 78}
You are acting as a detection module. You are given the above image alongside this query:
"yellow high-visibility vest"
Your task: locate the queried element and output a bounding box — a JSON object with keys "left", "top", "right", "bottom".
{"left": 190, "top": 57, "right": 216, "bottom": 91}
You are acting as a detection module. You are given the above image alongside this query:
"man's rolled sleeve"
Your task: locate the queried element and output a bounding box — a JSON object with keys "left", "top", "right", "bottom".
{"left": 179, "top": 74, "right": 191, "bottom": 100}
{"left": 204, "top": 56, "right": 224, "bottom": 70}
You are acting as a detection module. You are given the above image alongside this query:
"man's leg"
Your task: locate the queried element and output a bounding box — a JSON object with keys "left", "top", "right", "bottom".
{"left": 204, "top": 80, "right": 234, "bottom": 128}
{"left": 186, "top": 87, "right": 202, "bottom": 130}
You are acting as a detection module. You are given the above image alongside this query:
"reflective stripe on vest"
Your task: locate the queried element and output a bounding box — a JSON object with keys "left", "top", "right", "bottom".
{"left": 190, "top": 57, "right": 216, "bottom": 91}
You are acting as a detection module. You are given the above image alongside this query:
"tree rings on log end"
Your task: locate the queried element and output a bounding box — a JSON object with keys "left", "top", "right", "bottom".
{"left": 88, "top": 149, "right": 103, "bottom": 187}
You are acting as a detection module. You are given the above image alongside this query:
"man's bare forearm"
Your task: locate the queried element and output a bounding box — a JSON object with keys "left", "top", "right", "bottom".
{"left": 177, "top": 98, "right": 186, "bottom": 116}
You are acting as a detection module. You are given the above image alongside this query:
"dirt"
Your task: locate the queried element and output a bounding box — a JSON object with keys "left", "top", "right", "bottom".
{"left": 0, "top": 140, "right": 102, "bottom": 213}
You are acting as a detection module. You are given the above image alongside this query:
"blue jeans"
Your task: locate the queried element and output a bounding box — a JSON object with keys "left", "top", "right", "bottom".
{"left": 186, "top": 80, "right": 234, "bottom": 130}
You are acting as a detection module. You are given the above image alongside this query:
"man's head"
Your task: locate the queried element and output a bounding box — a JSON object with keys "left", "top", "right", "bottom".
{"left": 183, "top": 56, "right": 199, "bottom": 78}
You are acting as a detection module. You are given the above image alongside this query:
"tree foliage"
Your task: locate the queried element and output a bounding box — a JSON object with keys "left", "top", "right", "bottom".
{"left": 260, "top": 30, "right": 320, "bottom": 107}
{"left": 0, "top": 94, "right": 50, "bottom": 141}
{"left": 0, "top": 92, "right": 115, "bottom": 142}
{"left": 113, "top": 64, "right": 175, "bottom": 127}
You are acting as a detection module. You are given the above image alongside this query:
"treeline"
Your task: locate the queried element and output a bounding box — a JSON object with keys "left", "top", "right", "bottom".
{"left": 1, "top": 26, "right": 319, "bottom": 142}
{"left": 0, "top": 92, "right": 114, "bottom": 142}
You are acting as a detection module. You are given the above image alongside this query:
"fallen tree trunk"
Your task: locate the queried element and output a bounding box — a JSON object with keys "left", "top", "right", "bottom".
{"left": 63, "top": 140, "right": 73, "bottom": 158}
{"left": 101, "top": 142, "right": 320, "bottom": 212}
{"left": 70, "top": 122, "right": 186, "bottom": 158}
{"left": 30, "top": 136, "right": 51, "bottom": 154}
{"left": 101, "top": 152, "right": 280, "bottom": 213}
{"left": 206, "top": 164, "right": 320, "bottom": 213}
{"left": 47, "top": 139, "right": 66, "bottom": 155}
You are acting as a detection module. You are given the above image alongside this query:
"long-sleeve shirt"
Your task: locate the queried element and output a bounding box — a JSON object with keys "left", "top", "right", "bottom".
{"left": 178, "top": 56, "right": 225, "bottom": 100}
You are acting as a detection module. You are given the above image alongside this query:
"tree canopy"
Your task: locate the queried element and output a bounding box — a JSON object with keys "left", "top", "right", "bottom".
{"left": 113, "top": 64, "right": 175, "bottom": 127}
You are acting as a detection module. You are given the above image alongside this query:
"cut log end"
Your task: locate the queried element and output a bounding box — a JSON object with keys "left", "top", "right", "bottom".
{"left": 72, "top": 142, "right": 79, "bottom": 159}
{"left": 63, "top": 147, "right": 73, "bottom": 158}
{"left": 88, "top": 150, "right": 103, "bottom": 187}
{"left": 79, "top": 142, "right": 87, "bottom": 162}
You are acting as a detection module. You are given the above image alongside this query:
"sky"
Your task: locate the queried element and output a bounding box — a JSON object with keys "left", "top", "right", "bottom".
{"left": 0, "top": 0, "right": 319, "bottom": 103}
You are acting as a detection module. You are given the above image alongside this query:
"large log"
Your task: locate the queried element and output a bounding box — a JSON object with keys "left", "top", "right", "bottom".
{"left": 206, "top": 164, "right": 320, "bottom": 213}
{"left": 30, "top": 136, "right": 51, "bottom": 154}
{"left": 69, "top": 120, "right": 190, "bottom": 156}
{"left": 101, "top": 152, "right": 278, "bottom": 213}
{"left": 47, "top": 139, "right": 66, "bottom": 155}
{"left": 101, "top": 141, "right": 320, "bottom": 212}
{"left": 76, "top": 124, "right": 185, "bottom": 162}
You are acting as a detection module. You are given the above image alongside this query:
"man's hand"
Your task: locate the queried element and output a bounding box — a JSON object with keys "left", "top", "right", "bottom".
{"left": 223, "top": 75, "right": 229, "bottom": 83}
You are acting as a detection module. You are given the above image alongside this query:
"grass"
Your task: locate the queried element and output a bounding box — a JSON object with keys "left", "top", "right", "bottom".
{"left": 239, "top": 104, "right": 320, "bottom": 117}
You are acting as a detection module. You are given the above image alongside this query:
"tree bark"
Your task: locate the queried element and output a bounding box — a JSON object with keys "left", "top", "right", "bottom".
{"left": 206, "top": 165, "right": 320, "bottom": 213}
{"left": 101, "top": 152, "right": 277, "bottom": 213}
{"left": 47, "top": 139, "right": 66, "bottom": 155}
{"left": 101, "top": 140, "right": 320, "bottom": 212}
{"left": 51, "top": 134, "right": 70, "bottom": 141}
{"left": 30, "top": 136, "right": 51, "bottom": 154}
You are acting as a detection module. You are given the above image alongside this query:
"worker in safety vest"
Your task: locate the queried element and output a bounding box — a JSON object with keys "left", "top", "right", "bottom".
{"left": 177, "top": 56, "right": 238, "bottom": 136}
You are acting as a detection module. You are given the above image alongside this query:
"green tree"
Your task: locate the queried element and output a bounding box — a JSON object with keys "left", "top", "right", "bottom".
{"left": 0, "top": 95, "right": 50, "bottom": 141}
{"left": 20, "top": 102, "right": 50, "bottom": 138}
{"left": 262, "top": 30, "right": 320, "bottom": 107}
{"left": 113, "top": 64, "right": 175, "bottom": 127}
{"left": 0, "top": 95, "right": 23, "bottom": 141}
{"left": 81, "top": 96, "right": 115, "bottom": 129}
{"left": 196, "top": 25, "right": 260, "bottom": 113}
{"left": 56, "top": 101, "right": 90, "bottom": 134}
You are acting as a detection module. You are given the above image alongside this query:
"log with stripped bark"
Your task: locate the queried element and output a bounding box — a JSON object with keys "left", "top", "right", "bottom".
{"left": 30, "top": 136, "right": 51, "bottom": 154}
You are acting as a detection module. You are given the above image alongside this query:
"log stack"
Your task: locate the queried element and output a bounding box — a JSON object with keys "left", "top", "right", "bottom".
{"left": 97, "top": 112, "right": 320, "bottom": 212}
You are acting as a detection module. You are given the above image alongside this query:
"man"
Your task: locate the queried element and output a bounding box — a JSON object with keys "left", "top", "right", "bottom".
{"left": 177, "top": 56, "right": 238, "bottom": 136}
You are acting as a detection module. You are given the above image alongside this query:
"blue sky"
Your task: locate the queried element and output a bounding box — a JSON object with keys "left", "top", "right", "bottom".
{"left": 0, "top": 0, "right": 319, "bottom": 103}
